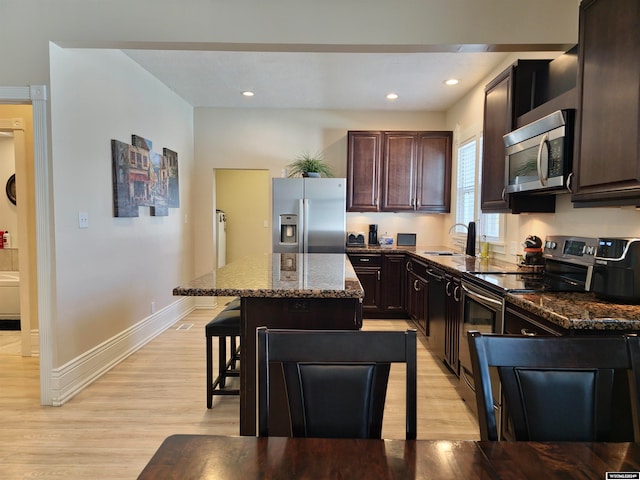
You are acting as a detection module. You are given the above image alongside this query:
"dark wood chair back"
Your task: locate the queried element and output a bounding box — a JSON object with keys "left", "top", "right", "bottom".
{"left": 467, "top": 331, "right": 640, "bottom": 442}
{"left": 257, "top": 327, "right": 417, "bottom": 439}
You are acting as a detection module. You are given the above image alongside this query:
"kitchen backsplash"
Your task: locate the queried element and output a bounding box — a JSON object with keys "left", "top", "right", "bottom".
{"left": 346, "top": 212, "right": 446, "bottom": 247}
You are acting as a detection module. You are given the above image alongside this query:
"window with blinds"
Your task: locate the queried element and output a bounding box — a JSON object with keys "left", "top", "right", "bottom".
{"left": 456, "top": 136, "right": 501, "bottom": 239}
{"left": 455, "top": 139, "right": 476, "bottom": 233}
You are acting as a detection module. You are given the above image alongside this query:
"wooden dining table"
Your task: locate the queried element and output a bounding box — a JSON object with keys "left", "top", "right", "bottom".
{"left": 137, "top": 434, "right": 640, "bottom": 479}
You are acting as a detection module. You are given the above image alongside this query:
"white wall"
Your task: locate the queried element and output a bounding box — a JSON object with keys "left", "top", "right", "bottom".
{"left": 49, "top": 46, "right": 194, "bottom": 365}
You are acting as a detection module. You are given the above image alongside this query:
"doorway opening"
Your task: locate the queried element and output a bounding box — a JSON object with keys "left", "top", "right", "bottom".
{"left": 214, "top": 169, "right": 271, "bottom": 264}
{"left": 0, "top": 112, "right": 37, "bottom": 359}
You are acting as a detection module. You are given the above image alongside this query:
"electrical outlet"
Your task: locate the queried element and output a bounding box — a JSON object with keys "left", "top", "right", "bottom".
{"left": 78, "top": 212, "right": 89, "bottom": 229}
{"left": 509, "top": 241, "right": 518, "bottom": 256}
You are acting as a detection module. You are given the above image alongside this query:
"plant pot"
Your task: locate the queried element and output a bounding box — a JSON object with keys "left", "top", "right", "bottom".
{"left": 303, "top": 172, "right": 321, "bottom": 178}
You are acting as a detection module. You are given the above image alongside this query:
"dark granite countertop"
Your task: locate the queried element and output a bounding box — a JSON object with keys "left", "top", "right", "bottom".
{"left": 348, "top": 245, "right": 640, "bottom": 331}
{"left": 347, "top": 244, "right": 523, "bottom": 275}
{"left": 173, "top": 253, "right": 364, "bottom": 299}
{"left": 506, "top": 291, "right": 640, "bottom": 331}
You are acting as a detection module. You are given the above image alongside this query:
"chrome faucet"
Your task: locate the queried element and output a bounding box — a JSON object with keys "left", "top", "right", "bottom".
{"left": 448, "top": 222, "right": 477, "bottom": 256}
{"left": 448, "top": 223, "right": 468, "bottom": 254}
{"left": 448, "top": 223, "right": 468, "bottom": 235}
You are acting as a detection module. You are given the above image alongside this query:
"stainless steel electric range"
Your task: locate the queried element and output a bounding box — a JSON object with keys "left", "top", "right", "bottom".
{"left": 457, "top": 235, "right": 598, "bottom": 437}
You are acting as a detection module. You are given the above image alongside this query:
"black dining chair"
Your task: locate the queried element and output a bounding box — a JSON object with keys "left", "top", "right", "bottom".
{"left": 467, "top": 331, "right": 640, "bottom": 442}
{"left": 257, "top": 327, "right": 417, "bottom": 439}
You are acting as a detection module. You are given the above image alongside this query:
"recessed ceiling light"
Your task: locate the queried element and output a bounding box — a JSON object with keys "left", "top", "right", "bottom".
{"left": 444, "top": 79, "right": 460, "bottom": 86}
{"left": 242, "top": 91, "right": 255, "bottom": 97}
{"left": 386, "top": 93, "right": 399, "bottom": 100}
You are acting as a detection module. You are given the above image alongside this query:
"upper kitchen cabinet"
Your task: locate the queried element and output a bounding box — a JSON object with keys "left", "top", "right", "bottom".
{"left": 347, "top": 130, "right": 452, "bottom": 213}
{"left": 347, "top": 131, "right": 382, "bottom": 211}
{"left": 481, "top": 60, "right": 558, "bottom": 214}
{"left": 572, "top": 0, "right": 640, "bottom": 206}
{"left": 382, "top": 132, "right": 418, "bottom": 211}
{"left": 481, "top": 67, "right": 513, "bottom": 212}
{"left": 414, "top": 132, "right": 452, "bottom": 212}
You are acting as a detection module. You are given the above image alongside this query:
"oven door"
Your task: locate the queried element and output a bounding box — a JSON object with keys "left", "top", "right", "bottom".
{"left": 458, "top": 280, "right": 504, "bottom": 435}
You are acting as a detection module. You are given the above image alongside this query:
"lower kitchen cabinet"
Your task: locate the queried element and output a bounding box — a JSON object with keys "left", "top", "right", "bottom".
{"left": 444, "top": 274, "right": 461, "bottom": 375}
{"left": 348, "top": 253, "right": 381, "bottom": 313}
{"left": 504, "top": 302, "right": 566, "bottom": 336}
{"left": 349, "top": 252, "right": 406, "bottom": 318}
{"left": 426, "top": 265, "right": 446, "bottom": 360}
{"left": 406, "top": 258, "right": 428, "bottom": 334}
{"left": 382, "top": 254, "right": 406, "bottom": 313}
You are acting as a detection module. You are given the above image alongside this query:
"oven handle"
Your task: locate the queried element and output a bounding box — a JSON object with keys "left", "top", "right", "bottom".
{"left": 536, "top": 133, "right": 550, "bottom": 186}
{"left": 461, "top": 283, "right": 503, "bottom": 309}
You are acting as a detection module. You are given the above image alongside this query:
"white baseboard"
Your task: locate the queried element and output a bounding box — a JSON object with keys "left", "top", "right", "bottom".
{"left": 50, "top": 297, "right": 196, "bottom": 406}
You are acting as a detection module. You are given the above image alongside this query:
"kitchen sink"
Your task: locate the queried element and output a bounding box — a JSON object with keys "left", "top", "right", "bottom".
{"left": 422, "top": 251, "right": 464, "bottom": 256}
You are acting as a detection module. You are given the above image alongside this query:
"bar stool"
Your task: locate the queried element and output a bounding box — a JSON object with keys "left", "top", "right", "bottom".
{"left": 206, "top": 304, "right": 241, "bottom": 408}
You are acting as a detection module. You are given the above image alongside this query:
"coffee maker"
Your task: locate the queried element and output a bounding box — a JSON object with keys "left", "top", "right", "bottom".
{"left": 368, "top": 224, "right": 378, "bottom": 246}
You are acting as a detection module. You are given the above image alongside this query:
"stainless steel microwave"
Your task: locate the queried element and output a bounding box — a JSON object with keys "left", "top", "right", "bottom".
{"left": 503, "top": 109, "right": 574, "bottom": 194}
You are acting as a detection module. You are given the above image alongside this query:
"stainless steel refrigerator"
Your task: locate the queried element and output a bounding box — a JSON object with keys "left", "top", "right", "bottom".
{"left": 272, "top": 178, "right": 346, "bottom": 253}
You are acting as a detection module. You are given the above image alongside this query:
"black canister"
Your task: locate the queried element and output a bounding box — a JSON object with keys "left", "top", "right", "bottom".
{"left": 465, "top": 221, "right": 476, "bottom": 256}
{"left": 368, "top": 224, "right": 378, "bottom": 245}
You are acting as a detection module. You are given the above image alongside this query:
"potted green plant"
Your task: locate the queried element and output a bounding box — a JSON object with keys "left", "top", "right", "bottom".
{"left": 287, "top": 151, "right": 333, "bottom": 178}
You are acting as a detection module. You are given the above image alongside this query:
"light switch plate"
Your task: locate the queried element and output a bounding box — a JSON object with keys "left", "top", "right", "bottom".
{"left": 78, "top": 212, "right": 89, "bottom": 229}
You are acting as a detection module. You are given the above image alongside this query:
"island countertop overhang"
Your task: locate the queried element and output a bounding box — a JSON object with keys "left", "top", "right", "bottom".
{"left": 173, "top": 253, "right": 364, "bottom": 299}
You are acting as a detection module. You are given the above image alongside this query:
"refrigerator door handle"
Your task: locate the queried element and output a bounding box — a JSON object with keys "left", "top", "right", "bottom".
{"left": 303, "top": 198, "right": 309, "bottom": 253}
{"left": 298, "top": 198, "right": 305, "bottom": 253}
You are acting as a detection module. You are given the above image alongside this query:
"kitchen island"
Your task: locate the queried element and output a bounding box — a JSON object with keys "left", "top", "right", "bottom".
{"left": 173, "top": 253, "right": 364, "bottom": 436}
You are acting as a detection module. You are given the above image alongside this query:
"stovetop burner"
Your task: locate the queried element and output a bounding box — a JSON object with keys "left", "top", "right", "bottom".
{"left": 465, "top": 235, "right": 598, "bottom": 296}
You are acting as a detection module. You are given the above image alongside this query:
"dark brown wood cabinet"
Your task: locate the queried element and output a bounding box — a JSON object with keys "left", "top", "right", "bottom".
{"left": 573, "top": 0, "right": 640, "bottom": 206}
{"left": 481, "top": 61, "right": 556, "bottom": 214}
{"left": 348, "top": 253, "right": 381, "bottom": 313}
{"left": 347, "top": 131, "right": 452, "bottom": 213}
{"left": 381, "top": 253, "right": 406, "bottom": 313}
{"left": 415, "top": 132, "right": 452, "bottom": 212}
{"left": 349, "top": 252, "right": 406, "bottom": 318}
{"left": 504, "top": 302, "right": 566, "bottom": 337}
{"left": 426, "top": 266, "right": 446, "bottom": 360}
{"left": 346, "top": 132, "right": 382, "bottom": 211}
{"left": 405, "top": 258, "right": 429, "bottom": 335}
{"left": 482, "top": 67, "right": 512, "bottom": 212}
{"left": 382, "top": 132, "right": 418, "bottom": 211}
{"left": 444, "top": 274, "right": 461, "bottom": 375}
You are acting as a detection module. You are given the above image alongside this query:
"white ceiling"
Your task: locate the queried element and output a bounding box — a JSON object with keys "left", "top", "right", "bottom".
{"left": 123, "top": 50, "right": 518, "bottom": 111}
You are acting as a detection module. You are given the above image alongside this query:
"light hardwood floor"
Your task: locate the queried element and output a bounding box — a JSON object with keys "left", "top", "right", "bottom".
{"left": 0, "top": 307, "right": 479, "bottom": 479}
